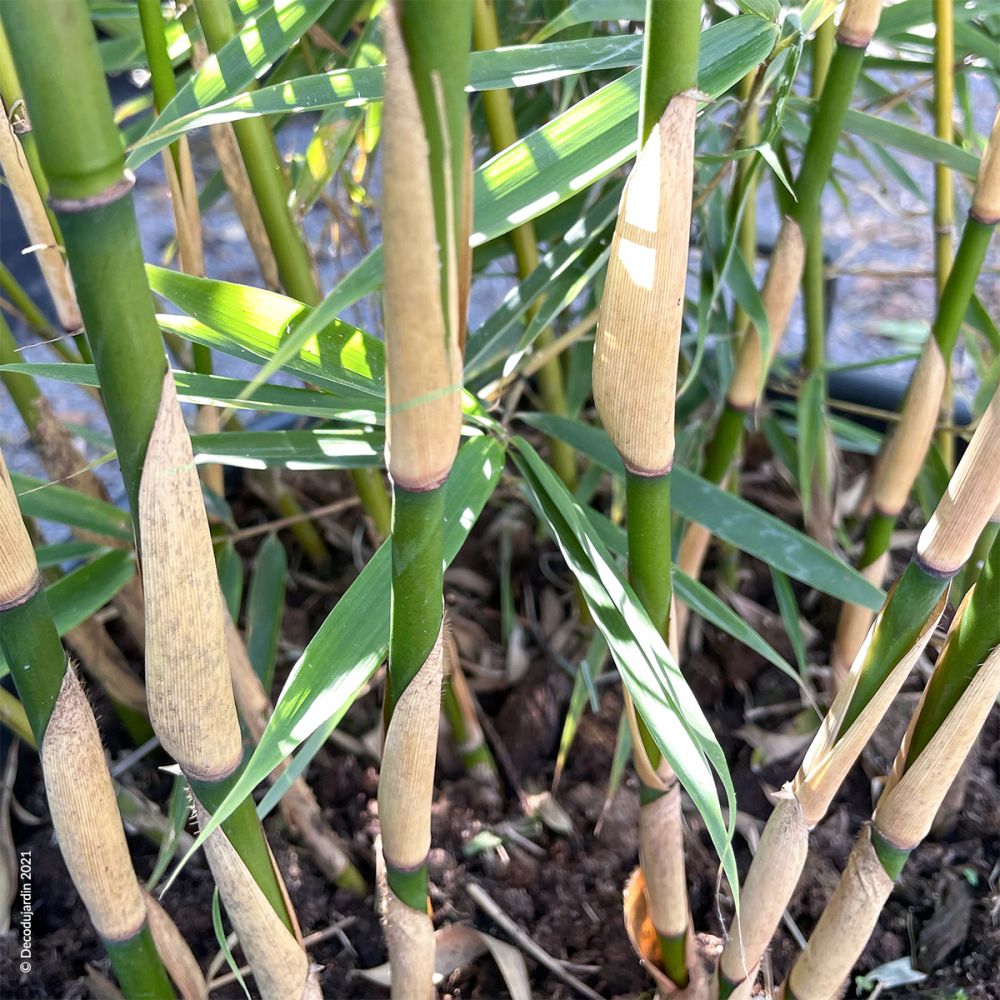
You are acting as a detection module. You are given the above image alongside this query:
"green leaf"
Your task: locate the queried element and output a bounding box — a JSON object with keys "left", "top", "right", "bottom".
{"left": 521, "top": 413, "right": 885, "bottom": 610}
{"left": 511, "top": 437, "right": 738, "bottom": 900}
{"left": 840, "top": 107, "right": 980, "bottom": 177}
{"left": 162, "top": 436, "right": 505, "bottom": 889}
{"left": 201, "top": 15, "right": 777, "bottom": 386}
{"left": 10, "top": 473, "right": 132, "bottom": 542}
{"left": 47, "top": 550, "right": 135, "bottom": 635}
{"left": 0, "top": 363, "right": 383, "bottom": 424}
{"left": 191, "top": 428, "right": 384, "bottom": 470}
{"left": 531, "top": 0, "right": 645, "bottom": 42}
{"left": 246, "top": 534, "right": 287, "bottom": 693}
{"left": 33, "top": 540, "right": 107, "bottom": 570}
{"left": 138, "top": 0, "right": 333, "bottom": 163}
{"left": 465, "top": 189, "right": 620, "bottom": 380}
{"left": 737, "top": 0, "right": 781, "bottom": 21}
{"left": 215, "top": 541, "right": 244, "bottom": 620}
{"left": 770, "top": 569, "right": 808, "bottom": 675}
{"left": 553, "top": 631, "right": 608, "bottom": 790}
{"left": 147, "top": 266, "right": 385, "bottom": 397}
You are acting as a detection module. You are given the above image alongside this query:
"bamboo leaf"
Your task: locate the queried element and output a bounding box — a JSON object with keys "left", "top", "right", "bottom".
{"left": 127, "top": 16, "right": 776, "bottom": 168}
{"left": 465, "top": 189, "right": 620, "bottom": 380}
{"left": 2, "top": 552, "right": 137, "bottom": 676}
{"left": 48, "top": 550, "right": 135, "bottom": 634}
{"left": 511, "top": 437, "right": 738, "bottom": 900}
{"left": 192, "top": 15, "right": 777, "bottom": 392}
{"left": 0, "top": 362, "right": 383, "bottom": 424}
{"left": 246, "top": 534, "right": 286, "bottom": 693}
{"left": 770, "top": 568, "right": 809, "bottom": 675}
{"left": 191, "top": 429, "right": 384, "bottom": 470}
{"left": 839, "top": 108, "right": 980, "bottom": 177}
{"left": 531, "top": 0, "right": 645, "bottom": 42}
{"left": 147, "top": 265, "right": 385, "bottom": 397}
{"left": 144, "top": 0, "right": 334, "bottom": 152}
{"left": 9, "top": 472, "right": 132, "bottom": 542}
{"left": 521, "top": 413, "right": 885, "bottom": 609}
{"left": 34, "top": 540, "right": 107, "bottom": 570}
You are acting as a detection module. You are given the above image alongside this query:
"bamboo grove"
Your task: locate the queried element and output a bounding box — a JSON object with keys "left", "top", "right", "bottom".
{"left": 0, "top": 1, "right": 998, "bottom": 998}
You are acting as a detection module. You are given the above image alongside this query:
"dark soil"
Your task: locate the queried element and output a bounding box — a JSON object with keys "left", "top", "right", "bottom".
{"left": 2, "top": 455, "right": 998, "bottom": 1000}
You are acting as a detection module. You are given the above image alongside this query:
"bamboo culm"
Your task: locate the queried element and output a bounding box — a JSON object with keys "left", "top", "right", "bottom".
{"left": 831, "top": 106, "right": 1000, "bottom": 680}
{"left": 377, "top": 2, "right": 472, "bottom": 995}
{"left": 717, "top": 378, "right": 1000, "bottom": 998}
{"left": 784, "top": 522, "right": 1000, "bottom": 999}
{"left": 1, "top": 5, "right": 313, "bottom": 996}
{"left": 591, "top": 0, "right": 702, "bottom": 986}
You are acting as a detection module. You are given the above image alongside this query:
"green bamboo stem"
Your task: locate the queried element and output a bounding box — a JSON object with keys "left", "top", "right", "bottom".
{"left": 615, "top": 0, "right": 702, "bottom": 986}
{"left": 0, "top": 516, "right": 175, "bottom": 998}
{"left": 473, "top": 0, "right": 576, "bottom": 489}
{"left": 802, "top": 17, "right": 834, "bottom": 377}
{"left": 377, "top": 11, "right": 472, "bottom": 993}
{"left": 699, "top": 14, "right": 873, "bottom": 495}
{"left": 719, "top": 376, "right": 1000, "bottom": 998}
{"left": 136, "top": 0, "right": 178, "bottom": 119}
{"left": 901, "top": 531, "right": 1000, "bottom": 776}
{"left": 783, "top": 530, "right": 1000, "bottom": 999}
{"left": 2, "top": 0, "right": 296, "bottom": 939}
{"left": 851, "top": 215, "right": 995, "bottom": 575}
{"left": 933, "top": 0, "right": 955, "bottom": 470}
{"left": 385, "top": 484, "right": 446, "bottom": 911}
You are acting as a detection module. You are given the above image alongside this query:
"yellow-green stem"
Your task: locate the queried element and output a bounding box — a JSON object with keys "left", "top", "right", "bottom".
{"left": 934, "top": 0, "right": 955, "bottom": 470}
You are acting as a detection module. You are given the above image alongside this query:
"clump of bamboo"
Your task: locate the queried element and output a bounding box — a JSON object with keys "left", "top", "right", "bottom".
{"left": 0, "top": 449, "right": 186, "bottom": 998}
{"left": 783, "top": 505, "right": 1000, "bottom": 999}
{"left": 679, "top": 0, "right": 883, "bottom": 608}
{"left": 1, "top": 4, "right": 315, "bottom": 996}
{"left": 592, "top": 0, "right": 701, "bottom": 987}
{"left": 831, "top": 106, "right": 1000, "bottom": 684}
{"left": 377, "top": 2, "right": 471, "bottom": 994}
{"left": 716, "top": 381, "right": 1000, "bottom": 999}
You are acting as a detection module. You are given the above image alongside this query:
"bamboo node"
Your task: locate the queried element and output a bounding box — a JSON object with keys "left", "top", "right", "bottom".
{"left": 49, "top": 171, "right": 136, "bottom": 213}
{"left": 971, "top": 108, "right": 1000, "bottom": 224}
{"left": 836, "top": 0, "right": 883, "bottom": 48}
{"left": 0, "top": 573, "right": 41, "bottom": 612}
